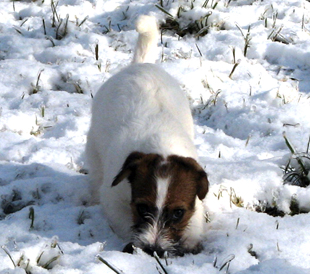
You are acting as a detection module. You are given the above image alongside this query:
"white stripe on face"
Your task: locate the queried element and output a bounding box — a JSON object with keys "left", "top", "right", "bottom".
{"left": 135, "top": 177, "right": 170, "bottom": 247}
{"left": 155, "top": 177, "right": 170, "bottom": 213}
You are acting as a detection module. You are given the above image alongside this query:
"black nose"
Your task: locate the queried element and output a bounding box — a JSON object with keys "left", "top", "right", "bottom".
{"left": 143, "top": 245, "right": 165, "bottom": 258}
{"left": 123, "top": 242, "right": 134, "bottom": 254}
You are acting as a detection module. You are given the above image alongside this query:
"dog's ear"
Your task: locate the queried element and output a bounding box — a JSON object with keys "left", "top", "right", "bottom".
{"left": 168, "top": 156, "right": 209, "bottom": 200}
{"left": 185, "top": 158, "right": 209, "bottom": 200}
{"left": 111, "top": 152, "right": 145, "bottom": 187}
{"left": 196, "top": 169, "right": 209, "bottom": 200}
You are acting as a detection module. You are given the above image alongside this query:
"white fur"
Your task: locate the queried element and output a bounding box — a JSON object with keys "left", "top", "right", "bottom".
{"left": 132, "top": 15, "right": 159, "bottom": 64}
{"left": 86, "top": 15, "right": 206, "bottom": 249}
{"left": 137, "top": 177, "right": 170, "bottom": 248}
{"left": 156, "top": 177, "right": 170, "bottom": 212}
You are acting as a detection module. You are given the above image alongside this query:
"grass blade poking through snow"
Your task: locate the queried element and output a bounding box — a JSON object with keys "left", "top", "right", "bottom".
{"left": 283, "top": 133, "right": 307, "bottom": 175}
{"left": 283, "top": 132, "right": 296, "bottom": 154}
{"left": 229, "top": 60, "right": 240, "bottom": 79}
{"left": 37, "top": 237, "right": 63, "bottom": 269}
{"left": 219, "top": 254, "right": 235, "bottom": 272}
{"left": 283, "top": 133, "right": 310, "bottom": 187}
{"left": 78, "top": 15, "right": 89, "bottom": 27}
{"left": 95, "top": 43, "right": 101, "bottom": 71}
{"left": 31, "top": 69, "right": 44, "bottom": 94}
{"left": 96, "top": 255, "right": 123, "bottom": 274}
{"left": 306, "top": 135, "right": 310, "bottom": 154}
{"left": 1, "top": 245, "right": 16, "bottom": 268}
{"left": 153, "top": 252, "right": 168, "bottom": 274}
{"left": 29, "top": 207, "right": 35, "bottom": 229}
{"left": 41, "top": 255, "right": 61, "bottom": 269}
{"left": 155, "top": 5, "right": 174, "bottom": 18}
{"left": 236, "top": 24, "right": 251, "bottom": 57}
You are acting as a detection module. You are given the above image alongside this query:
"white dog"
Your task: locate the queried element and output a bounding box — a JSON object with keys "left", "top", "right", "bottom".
{"left": 86, "top": 15, "right": 209, "bottom": 257}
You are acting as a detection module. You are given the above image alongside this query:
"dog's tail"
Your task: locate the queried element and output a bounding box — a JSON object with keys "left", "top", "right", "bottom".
{"left": 132, "top": 15, "right": 159, "bottom": 64}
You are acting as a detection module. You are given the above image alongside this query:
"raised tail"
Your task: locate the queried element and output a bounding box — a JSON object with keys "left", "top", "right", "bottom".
{"left": 132, "top": 15, "right": 159, "bottom": 64}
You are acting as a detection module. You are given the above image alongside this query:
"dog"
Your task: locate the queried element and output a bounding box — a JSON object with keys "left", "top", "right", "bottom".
{"left": 86, "top": 15, "right": 209, "bottom": 257}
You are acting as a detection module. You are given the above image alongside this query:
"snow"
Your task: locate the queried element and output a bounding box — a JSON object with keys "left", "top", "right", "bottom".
{"left": 1, "top": 0, "right": 310, "bottom": 273}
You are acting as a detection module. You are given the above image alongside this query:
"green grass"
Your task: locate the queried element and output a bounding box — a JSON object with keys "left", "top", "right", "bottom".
{"left": 282, "top": 133, "right": 310, "bottom": 187}
{"left": 156, "top": 1, "right": 222, "bottom": 37}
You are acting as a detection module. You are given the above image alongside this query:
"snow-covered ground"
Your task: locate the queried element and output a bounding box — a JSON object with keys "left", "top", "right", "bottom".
{"left": 1, "top": 0, "right": 310, "bottom": 273}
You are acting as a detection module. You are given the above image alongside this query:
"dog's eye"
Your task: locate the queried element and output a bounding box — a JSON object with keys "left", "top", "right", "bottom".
{"left": 136, "top": 204, "right": 150, "bottom": 218}
{"left": 172, "top": 209, "right": 185, "bottom": 221}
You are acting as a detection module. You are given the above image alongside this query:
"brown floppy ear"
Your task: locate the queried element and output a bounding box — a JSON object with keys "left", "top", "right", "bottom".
{"left": 111, "top": 152, "right": 145, "bottom": 187}
{"left": 186, "top": 157, "right": 209, "bottom": 200}
{"left": 181, "top": 157, "right": 209, "bottom": 200}
{"left": 169, "top": 156, "right": 209, "bottom": 200}
{"left": 196, "top": 169, "right": 209, "bottom": 200}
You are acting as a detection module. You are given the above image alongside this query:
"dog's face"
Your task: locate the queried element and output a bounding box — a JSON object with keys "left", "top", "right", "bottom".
{"left": 112, "top": 152, "right": 209, "bottom": 257}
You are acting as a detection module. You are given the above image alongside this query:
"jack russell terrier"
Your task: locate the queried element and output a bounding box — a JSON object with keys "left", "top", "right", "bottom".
{"left": 86, "top": 15, "right": 209, "bottom": 257}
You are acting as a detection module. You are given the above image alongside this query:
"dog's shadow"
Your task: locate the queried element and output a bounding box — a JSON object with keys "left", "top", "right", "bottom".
{"left": 0, "top": 162, "right": 123, "bottom": 250}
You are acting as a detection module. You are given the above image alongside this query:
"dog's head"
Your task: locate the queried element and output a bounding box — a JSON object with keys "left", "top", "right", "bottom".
{"left": 112, "top": 152, "right": 209, "bottom": 257}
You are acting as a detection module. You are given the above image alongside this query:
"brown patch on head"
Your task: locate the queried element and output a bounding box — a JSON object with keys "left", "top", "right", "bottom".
{"left": 111, "top": 152, "right": 164, "bottom": 224}
{"left": 166, "top": 155, "right": 209, "bottom": 201}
